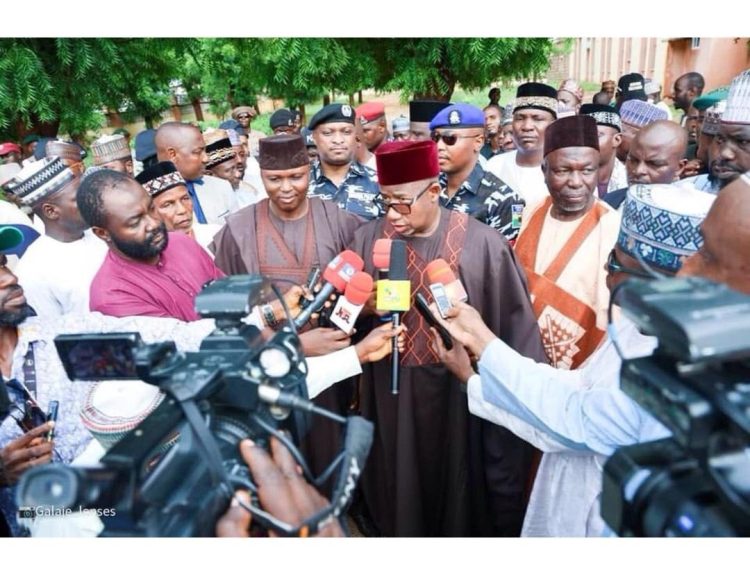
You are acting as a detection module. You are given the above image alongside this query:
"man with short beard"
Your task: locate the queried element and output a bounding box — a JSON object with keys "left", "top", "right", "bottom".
{"left": 514, "top": 115, "right": 621, "bottom": 370}
{"left": 710, "top": 69, "right": 750, "bottom": 190}
{"left": 79, "top": 169, "right": 224, "bottom": 321}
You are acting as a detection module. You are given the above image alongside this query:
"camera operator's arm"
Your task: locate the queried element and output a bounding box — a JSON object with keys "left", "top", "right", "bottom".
{"left": 435, "top": 302, "right": 669, "bottom": 456}
{"left": 216, "top": 437, "right": 345, "bottom": 537}
{"left": 431, "top": 330, "right": 570, "bottom": 453}
{"left": 304, "top": 322, "right": 405, "bottom": 399}
{"left": 0, "top": 422, "right": 54, "bottom": 487}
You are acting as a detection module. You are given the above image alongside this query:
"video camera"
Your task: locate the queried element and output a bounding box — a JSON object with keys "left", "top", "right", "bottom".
{"left": 16, "top": 275, "right": 373, "bottom": 537}
{"left": 602, "top": 276, "right": 750, "bottom": 536}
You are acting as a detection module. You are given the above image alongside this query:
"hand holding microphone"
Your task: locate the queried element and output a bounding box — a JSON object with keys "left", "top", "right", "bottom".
{"left": 294, "top": 250, "right": 364, "bottom": 329}
{"left": 425, "top": 258, "right": 468, "bottom": 316}
{"left": 329, "top": 271, "right": 373, "bottom": 335}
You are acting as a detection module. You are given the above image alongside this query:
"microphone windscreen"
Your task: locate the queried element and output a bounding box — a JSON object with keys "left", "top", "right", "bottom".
{"left": 388, "top": 240, "right": 408, "bottom": 281}
{"left": 322, "top": 250, "right": 365, "bottom": 291}
{"left": 345, "top": 272, "right": 374, "bottom": 305}
{"left": 425, "top": 258, "right": 456, "bottom": 285}
{"left": 373, "top": 239, "right": 392, "bottom": 270}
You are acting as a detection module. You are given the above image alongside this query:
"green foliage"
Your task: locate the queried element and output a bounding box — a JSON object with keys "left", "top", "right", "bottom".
{"left": 378, "top": 38, "right": 556, "bottom": 101}
{"left": 0, "top": 38, "right": 184, "bottom": 138}
{"left": 0, "top": 37, "right": 557, "bottom": 139}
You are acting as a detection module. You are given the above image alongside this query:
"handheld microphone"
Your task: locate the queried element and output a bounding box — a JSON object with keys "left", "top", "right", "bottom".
{"left": 294, "top": 250, "right": 364, "bottom": 329}
{"left": 329, "top": 271, "right": 373, "bottom": 335}
{"left": 375, "top": 240, "right": 410, "bottom": 395}
{"left": 372, "top": 238, "right": 392, "bottom": 280}
{"left": 425, "top": 258, "right": 468, "bottom": 303}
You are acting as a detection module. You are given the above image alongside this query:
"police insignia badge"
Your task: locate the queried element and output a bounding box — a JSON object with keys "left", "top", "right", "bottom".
{"left": 342, "top": 105, "right": 353, "bottom": 117}
{"left": 449, "top": 110, "right": 461, "bottom": 125}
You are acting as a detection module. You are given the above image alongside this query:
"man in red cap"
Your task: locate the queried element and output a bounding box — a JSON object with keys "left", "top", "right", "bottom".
{"left": 0, "top": 143, "right": 22, "bottom": 166}
{"left": 349, "top": 140, "right": 546, "bottom": 537}
{"left": 356, "top": 102, "right": 388, "bottom": 152}
{"left": 514, "top": 115, "right": 620, "bottom": 370}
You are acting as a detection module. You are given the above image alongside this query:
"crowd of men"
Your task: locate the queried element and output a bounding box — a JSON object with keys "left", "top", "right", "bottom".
{"left": 1, "top": 65, "right": 750, "bottom": 538}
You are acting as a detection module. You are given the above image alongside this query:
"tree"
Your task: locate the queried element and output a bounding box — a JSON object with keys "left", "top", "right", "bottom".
{"left": 0, "top": 38, "right": 185, "bottom": 140}
{"left": 375, "top": 38, "right": 558, "bottom": 101}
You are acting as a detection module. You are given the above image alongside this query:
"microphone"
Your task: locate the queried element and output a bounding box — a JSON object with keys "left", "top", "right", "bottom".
{"left": 375, "top": 240, "right": 410, "bottom": 395}
{"left": 372, "top": 238, "right": 392, "bottom": 280}
{"left": 294, "top": 250, "right": 364, "bottom": 329}
{"left": 329, "top": 271, "right": 373, "bottom": 335}
{"left": 425, "top": 258, "right": 468, "bottom": 303}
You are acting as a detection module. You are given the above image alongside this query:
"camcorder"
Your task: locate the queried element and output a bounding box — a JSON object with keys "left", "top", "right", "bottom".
{"left": 16, "top": 275, "right": 374, "bottom": 537}
{"left": 602, "top": 276, "right": 750, "bottom": 537}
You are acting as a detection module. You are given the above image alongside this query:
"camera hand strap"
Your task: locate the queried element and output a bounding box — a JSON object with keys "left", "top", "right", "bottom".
{"left": 180, "top": 399, "right": 231, "bottom": 488}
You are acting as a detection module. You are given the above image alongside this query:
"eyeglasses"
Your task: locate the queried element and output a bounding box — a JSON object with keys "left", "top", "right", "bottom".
{"left": 373, "top": 181, "right": 434, "bottom": 215}
{"left": 606, "top": 249, "right": 653, "bottom": 279}
{"left": 430, "top": 132, "right": 480, "bottom": 146}
{"left": 237, "top": 114, "right": 251, "bottom": 120}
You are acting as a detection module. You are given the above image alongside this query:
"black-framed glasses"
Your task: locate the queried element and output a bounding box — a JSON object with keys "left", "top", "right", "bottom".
{"left": 430, "top": 131, "right": 480, "bottom": 146}
{"left": 606, "top": 249, "right": 653, "bottom": 279}
{"left": 373, "top": 181, "right": 434, "bottom": 215}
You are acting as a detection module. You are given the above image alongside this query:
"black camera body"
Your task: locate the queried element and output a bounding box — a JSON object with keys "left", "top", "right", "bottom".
{"left": 602, "top": 277, "right": 750, "bottom": 536}
{"left": 17, "top": 275, "right": 372, "bottom": 537}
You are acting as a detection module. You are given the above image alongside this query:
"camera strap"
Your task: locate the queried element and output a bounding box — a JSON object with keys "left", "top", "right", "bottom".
{"left": 180, "top": 399, "right": 231, "bottom": 488}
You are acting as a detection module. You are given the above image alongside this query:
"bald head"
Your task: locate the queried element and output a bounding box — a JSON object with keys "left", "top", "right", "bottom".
{"left": 626, "top": 121, "right": 688, "bottom": 185}
{"left": 680, "top": 174, "right": 750, "bottom": 294}
{"left": 155, "top": 122, "right": 207, "bottom": 180}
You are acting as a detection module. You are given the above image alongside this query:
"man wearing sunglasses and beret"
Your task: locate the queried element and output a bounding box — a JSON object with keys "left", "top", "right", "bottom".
{"left": 429, "top": 103, "right": 525, "bottom": 243}
{"left": 349, "top": 140, "right": 546, "bottom": 537}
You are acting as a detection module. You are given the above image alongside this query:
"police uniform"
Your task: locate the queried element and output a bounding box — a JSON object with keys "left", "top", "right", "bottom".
{"left": 306, "top": 103, "right": 382, "bottom": 220}
{"left": 430, "top": 103, "right": 525, "bottom": 242}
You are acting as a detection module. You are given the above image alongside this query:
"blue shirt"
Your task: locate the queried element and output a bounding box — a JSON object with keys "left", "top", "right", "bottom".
{"left": 308, "top": 161, "right": 382, "bottom": 220}
{"left": 438, "top": 163, "right": 525, "bottom": 242}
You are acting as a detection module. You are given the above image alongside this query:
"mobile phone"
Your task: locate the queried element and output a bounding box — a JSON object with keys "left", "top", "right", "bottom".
{"left": 305, "top": 266, "right": 321, "bottom": 293}
{"left": 414, "top": 293, "right": 453, "bottom": 351}
{"left": 428, "top": 283, "right": 453, "bottom": 319}
{"left": 46, "top": 400, "right": 59, "bottom": 442}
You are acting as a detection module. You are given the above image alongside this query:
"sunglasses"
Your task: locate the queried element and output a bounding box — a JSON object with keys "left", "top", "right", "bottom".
{"left": 373, "top": 181, "right": 434, "bottom": 215}
{"left": 237, "top": 114, "right": 252, "bottom": 120}
{"left": 606, "top": 249, "right": 653, "bottom": 279}
{"left": 430, "top": 131, "right": 480, "bottom": 146}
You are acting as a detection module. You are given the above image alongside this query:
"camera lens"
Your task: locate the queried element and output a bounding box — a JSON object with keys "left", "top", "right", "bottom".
{"left": 17, "top": 465, "right": 79, "bottom": 509}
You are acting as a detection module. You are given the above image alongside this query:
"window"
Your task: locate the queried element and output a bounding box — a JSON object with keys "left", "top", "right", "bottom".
{"left": 691, "top": 38, "right": 701, "bottom": 50}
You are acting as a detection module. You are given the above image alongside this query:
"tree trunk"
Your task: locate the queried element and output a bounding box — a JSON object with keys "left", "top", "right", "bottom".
{"left": 191, "top": 97, "right": 204, "bottom": 122}
{"left": 298, "top": 103, "right": 306, "bottom": 125}
{"left": 170, "top": 102, "right": 183, "bottom": 122}
{"left": 323, "top": 93, "right": 331, "bottom": 106}
{"left": 358, "top": 90, "right": 363, "bottom": 104}
{"left": 348, "top": 93, "right": 355, "bottom": 106}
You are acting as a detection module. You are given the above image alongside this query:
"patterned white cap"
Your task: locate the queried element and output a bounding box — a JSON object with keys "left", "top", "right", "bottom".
{"left": 91, "top": 134, "right": 131, "bottom": 165}
{"left": 3, "top": 156, "right": 77, "bottom": 206}
{"left": 80, "top": 381, "right": 166, "bottom": 451}
{"left": 721, "top": 69, "right": 750, "bottom": 125}
{"left": 702, "top": 100, "right": 727, "bottom": 136}
{"left": 619, "top": 183, "right": 715, "bottom": 272}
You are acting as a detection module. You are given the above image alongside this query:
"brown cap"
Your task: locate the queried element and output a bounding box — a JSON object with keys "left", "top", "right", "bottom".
{"left": 258, "top": 134, "right": 309, "bottom": 170}
{"left": 231, "top": 106, "right": 256, "bottom": 120}
{"left": 543, "top": 115, "right": 600, "bottom": 157}
{"left": 45, "top": 140, "right": 83, "bottom": 162}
